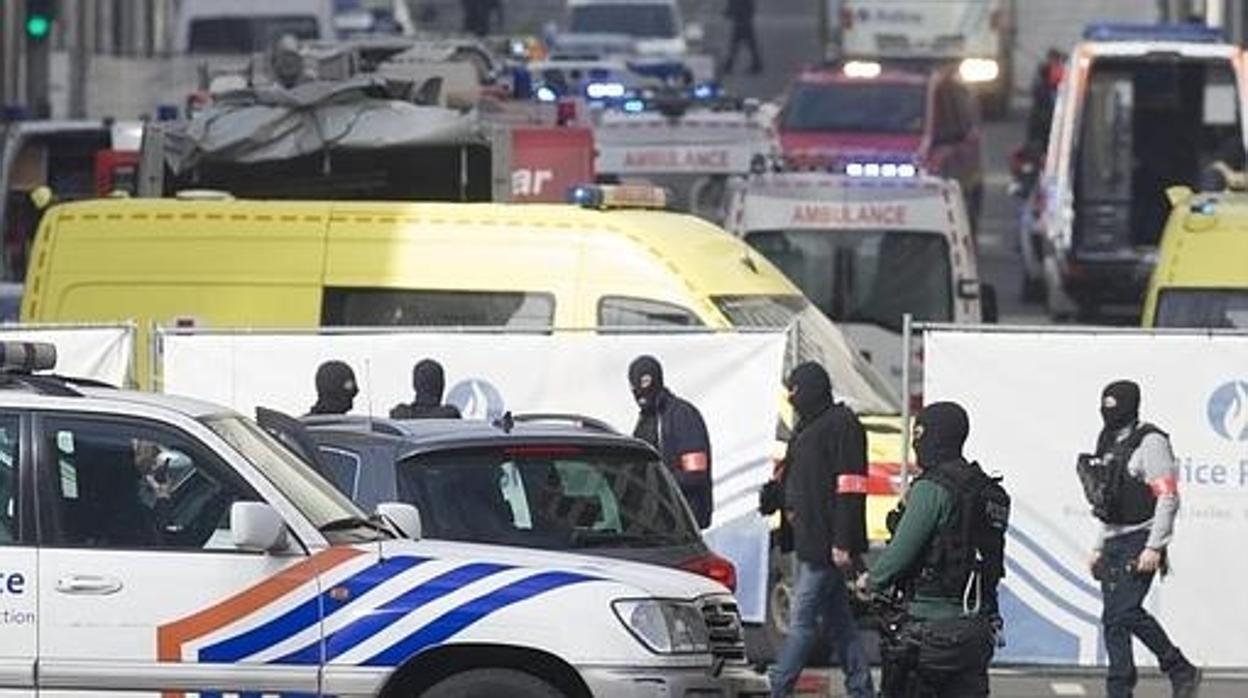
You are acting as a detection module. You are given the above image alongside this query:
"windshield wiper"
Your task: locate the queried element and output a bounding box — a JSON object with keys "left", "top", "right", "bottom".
{"left": 318, "top": 515, "right": 395, "bottom": 538}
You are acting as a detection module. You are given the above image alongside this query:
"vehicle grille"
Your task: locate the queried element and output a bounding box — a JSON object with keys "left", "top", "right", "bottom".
{"left": 701, "top": 597, "right": 747, "bottom": 662}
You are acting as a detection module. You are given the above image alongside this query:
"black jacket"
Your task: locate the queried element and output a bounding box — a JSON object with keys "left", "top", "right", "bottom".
{"left": 633, "top": 389, "right": 713, "bottom": 528}
{"left": 782, "top": 402, "right": 869, "bottom": 564}
{"left": 726, "top": 0, "right": 755, "bottom": 21}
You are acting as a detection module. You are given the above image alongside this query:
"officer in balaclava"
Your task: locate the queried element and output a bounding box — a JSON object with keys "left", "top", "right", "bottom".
{"left": 862, "top": 401, "right": 1009, "bottom": 698}
{"left": 768, "top": 361, "right": 874, "bottom": 698}
{"left": 391, "top": 359, "right": 462, "bottom": 419}
{"left": 309, "top": 360, "right": 358, "bottom": 416}
{"left": 1087, "top": 380, "right": 1200, "bottom": 698}
{"left": 628, "top": 355, "right": 713, "bottom": 528}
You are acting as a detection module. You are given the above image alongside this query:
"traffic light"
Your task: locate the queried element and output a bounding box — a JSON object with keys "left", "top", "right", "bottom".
{"left": 24, "top": 0, "right": 57, "bottom": 42}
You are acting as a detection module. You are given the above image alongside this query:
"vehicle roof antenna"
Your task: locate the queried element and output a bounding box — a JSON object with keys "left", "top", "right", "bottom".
{"left": 493, "top": 411, "right": 515, "bottom": 434}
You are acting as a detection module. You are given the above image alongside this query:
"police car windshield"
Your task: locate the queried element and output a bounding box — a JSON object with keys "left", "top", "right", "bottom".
{"left": 1155, "top": 289, "right": 1248, "bottom": 329}
{"left": 203, "top": 416, "right": 372, "bottom": 535}
{"left": 712, "top": 295, "right": 901, "bottom": 413}
{"left": 568, "top": 4, "right": 678, "bottom": 39}
{"left": 746, "top": 229, "right": 953, "bottom": 332}
{"left": 782, "top": 83, "right": 926, "bottom": 134}
{"left": 396, "top": 446, "right": 701, "bottom": 550}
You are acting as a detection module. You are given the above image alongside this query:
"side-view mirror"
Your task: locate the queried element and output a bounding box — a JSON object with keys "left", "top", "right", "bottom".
{"left": 376, "top": 502, "right": 422, "bottom": 540}
{"left": 981, "top": 283, "right": 999, "bottom": 324}
{"left": 684, "top": 22, "right": 705, "bottom": 44}
{"left": 231, "top": 502, "right": 288, "bottom": 552}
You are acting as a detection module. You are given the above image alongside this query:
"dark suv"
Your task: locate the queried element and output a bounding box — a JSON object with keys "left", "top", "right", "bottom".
{"left": 267, "top": 413, "right": 752, "bottom": 665}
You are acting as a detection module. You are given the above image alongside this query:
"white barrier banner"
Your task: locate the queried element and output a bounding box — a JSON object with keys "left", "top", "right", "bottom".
{"left": 161, "top": 330, "right": 786, "bottom": 621}
{"left": 0, "top": 326, "right": 133, "bottom": 385}
{"left": 924, "top": 328, "right": 1248, "bottom": 667}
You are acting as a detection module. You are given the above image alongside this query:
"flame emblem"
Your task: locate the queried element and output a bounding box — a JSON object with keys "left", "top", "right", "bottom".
{"left": 1207, "top": 381, "right": 1248, "bottom": 442}
{"left": 446, "top": 379, "right": 506, "bottom": 421}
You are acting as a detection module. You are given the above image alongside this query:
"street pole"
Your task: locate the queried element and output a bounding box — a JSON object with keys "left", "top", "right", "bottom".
{"left": 24, "top": 33, "right": 51, "bottom": 118}
{"left": 70, "top": 0, "right": 93, "bottom": 118}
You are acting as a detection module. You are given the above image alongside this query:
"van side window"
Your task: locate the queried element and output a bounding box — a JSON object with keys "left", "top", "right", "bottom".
{"left": 41, "top": 417, "right": 260, "bottom": 551}
{"left": 322, "top": 288, "right": 555, "bottom": 330}
{"left": 598, "top": 297, "right": 704, "bottom": 329}
{"left": 0, "top": 416, "right": 20, "bottom": 544}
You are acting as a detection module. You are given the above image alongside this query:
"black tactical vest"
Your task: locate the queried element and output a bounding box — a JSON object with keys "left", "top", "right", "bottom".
{"left": 1094, "top": 423, "right": 1165, "bottom": 525}
{"left": 910, "top": 460, "right": 1010, "bottom": 611}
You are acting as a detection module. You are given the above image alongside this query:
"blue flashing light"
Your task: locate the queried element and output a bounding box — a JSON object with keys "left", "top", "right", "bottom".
{"left": 844, "top": 161, "right": 919, "bottom": 178}
{"left": 586, "top": 82, "right": 626, "bottom": 100}
{"left": 692, "top": 83, "right": 717, "bottom": 100}
{"left": 568, "top": 186, "right": 601, "bottom": 207}
{"left": 535, "top": 86, "right": 559, "bottom": 103}
{"left": 623, "top": 99, "right": 646, "bottom": 113}
{"left": 1082, "top": 22, "right": 1224, "bottom": 44}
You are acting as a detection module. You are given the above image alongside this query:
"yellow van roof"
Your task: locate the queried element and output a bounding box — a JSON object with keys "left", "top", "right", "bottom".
{"left": 49, "top": 198, "right": 798, "bottom": 299}
{"left": 1159, "top": 194, "right": 1248, "bottom": 288}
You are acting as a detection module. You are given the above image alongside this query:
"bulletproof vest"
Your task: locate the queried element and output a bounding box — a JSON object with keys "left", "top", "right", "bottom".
{"left": 911, "top": 460, "right": 1011, "bottom": 612}
{"left": 1086, "top": 423, "right": 1165, "bottom": 525}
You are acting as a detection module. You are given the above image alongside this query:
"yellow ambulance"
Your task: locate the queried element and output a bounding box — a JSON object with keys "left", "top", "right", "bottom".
{"left": 1142, "top": 186, "right": 1248, "bottom": 329}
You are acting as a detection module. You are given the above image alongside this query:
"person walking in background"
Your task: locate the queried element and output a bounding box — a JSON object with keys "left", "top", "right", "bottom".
{"left": 309, "top": 360, "right": 358, "bottom": 416}
{"left": 628, "top": 355, "right": 714, "bottom": 528}
{"left": 766, "top": 362, "right": 873, "bottom": 698}
{"left": 1078, "top": 380, "right": 1201, "bottom": 698}
{"left": 722, "top": 0, "right": 762, "bottom": 75}
{"left": 391, "top": 359, "right": 462, "bottom": 419}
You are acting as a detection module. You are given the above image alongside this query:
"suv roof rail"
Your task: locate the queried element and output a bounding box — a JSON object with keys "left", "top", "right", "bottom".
{"left": 508, "top": 413, "right": 618, "bottom": 434}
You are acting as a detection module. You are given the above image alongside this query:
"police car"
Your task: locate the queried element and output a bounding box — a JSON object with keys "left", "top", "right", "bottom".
{"left": 0, "top": 342, "right": 762, "bottom": 696}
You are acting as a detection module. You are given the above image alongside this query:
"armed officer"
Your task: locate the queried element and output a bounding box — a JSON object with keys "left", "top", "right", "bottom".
{"left": 858, "top": 402, "right": 1009, "bottom": 697}
{"left": 1079, "top": 380, "right": 1200, "bottom": 698}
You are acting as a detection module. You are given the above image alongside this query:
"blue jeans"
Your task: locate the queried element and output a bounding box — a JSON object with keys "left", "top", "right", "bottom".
{"left": 770, "top": 560, "right": 874, "bottom": 698}
{"left": 1100, "top": 530, "right": 1181, "bottom": 698}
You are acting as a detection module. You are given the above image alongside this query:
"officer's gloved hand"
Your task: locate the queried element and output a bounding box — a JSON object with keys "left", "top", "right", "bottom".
{"left": 758, "top": 479, "right": 784, "bottom": 515}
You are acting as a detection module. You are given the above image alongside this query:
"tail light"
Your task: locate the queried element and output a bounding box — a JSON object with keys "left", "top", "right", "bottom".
{"left": 681, "top": 552, "right": 737, "bottom": 592}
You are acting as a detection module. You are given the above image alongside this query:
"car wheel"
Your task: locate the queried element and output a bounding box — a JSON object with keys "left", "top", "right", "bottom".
{"left": 420, "top": 669, "right": 565, "bottom": 698}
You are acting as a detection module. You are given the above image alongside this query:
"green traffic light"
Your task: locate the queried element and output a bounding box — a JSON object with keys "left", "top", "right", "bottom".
{"left": 25, "top": 14, "right": 52, "bottom": 39}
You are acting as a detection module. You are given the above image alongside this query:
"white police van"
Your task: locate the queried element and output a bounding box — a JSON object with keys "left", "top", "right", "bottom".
{"left": 725, "top": 165, "right": 993, "bottom": 396}
{"left": 0, "top": 342, "right": 764, "bottom": 697}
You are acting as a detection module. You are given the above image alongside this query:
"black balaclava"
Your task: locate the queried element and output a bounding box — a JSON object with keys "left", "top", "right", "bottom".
{"left": 629, "top": 355, "right": 665, "bottom": 414}
{"left": 311, "top": 360, "right": 358, "bottom": 415}
{"left": 786, "top": 361, "right": 833, "bottom": 423}
{"left": 913, "top": 401, "right": 969, "bottom": 469}
{"left": 412, "top": 359, "right": 446, "bottom": 407}
{"left": 1100, "top": 380, "right": 1141, "bottom": 433}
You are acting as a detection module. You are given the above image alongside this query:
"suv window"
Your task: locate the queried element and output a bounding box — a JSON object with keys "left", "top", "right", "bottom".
{"left": 598, "top": 297, "right": 704, "bottom": 329}
{"left": 396, "top": 446, "right": 700, "bottom": 550}
{"left": 0, "top": 416, "right": 19, "bottom": 544}
{"left": 41, "top": 417, "right": 259, "bottom": 551}
{"left": 322, "top": 288, "right": 555, "bottom": 330}
{"left": 317, "top": 446, "right": 362, "bottom": 499}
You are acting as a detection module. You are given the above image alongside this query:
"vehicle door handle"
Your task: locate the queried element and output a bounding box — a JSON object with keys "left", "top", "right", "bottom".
{"left": 55, "top": 575, "right": 123, "bottom": 596}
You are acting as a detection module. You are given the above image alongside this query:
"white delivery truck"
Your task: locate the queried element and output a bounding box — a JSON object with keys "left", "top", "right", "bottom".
{"left": 829, "top": 0, "right": 1016, "bottom": 117}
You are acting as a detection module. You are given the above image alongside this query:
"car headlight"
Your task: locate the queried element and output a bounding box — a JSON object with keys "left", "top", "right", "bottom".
{"left": 612, "top": 600, "right": 711, "bottom": 654}
{"left": 959, "top": 58, "right": 1000, "bottom": 84}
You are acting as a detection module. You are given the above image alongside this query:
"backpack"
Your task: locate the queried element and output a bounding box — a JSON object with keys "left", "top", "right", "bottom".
{"left": 920, "top": 461, "right": 1011, "bottom": 615}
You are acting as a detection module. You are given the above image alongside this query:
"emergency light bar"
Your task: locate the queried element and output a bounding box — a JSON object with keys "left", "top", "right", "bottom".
{"left": 0, "top": 342, "right": 56, "bottom": 373}
{"left": 845, "top": 162, "right": 918, "bottom": 178}
{"left": 568, "top": 185, "right": 669, "bottom": 210}
{"left": 843, "top": 61, "right": 882, "bottom": 79}
{"left": 1082, "top": 23, "right": 1224, "bottom": 44}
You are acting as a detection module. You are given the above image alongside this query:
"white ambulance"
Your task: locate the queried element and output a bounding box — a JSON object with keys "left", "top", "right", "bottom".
{"left": 0, "top": 344, "right": 765, "bottom": 697}
{"left": 725, "top": 169, "right": 992, "bottom": 395}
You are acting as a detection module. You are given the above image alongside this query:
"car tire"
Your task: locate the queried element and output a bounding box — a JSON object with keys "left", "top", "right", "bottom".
{"left": 420, "top": 669, "right": 566, "bottom": 698}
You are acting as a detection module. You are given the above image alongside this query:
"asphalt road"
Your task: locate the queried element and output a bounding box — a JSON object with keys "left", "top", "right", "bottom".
{"left": 799, "top": 667, "right": 1248, "bottom": 697}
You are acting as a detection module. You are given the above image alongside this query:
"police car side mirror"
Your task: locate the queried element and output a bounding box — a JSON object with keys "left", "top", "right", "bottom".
{"left": 231, "top": 502, "right": 289, "bottom": 553}
{"left": 376, "top": 502, "right": 423, "bottom": 540}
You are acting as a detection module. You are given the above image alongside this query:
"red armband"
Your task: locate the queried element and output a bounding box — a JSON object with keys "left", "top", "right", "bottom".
{"left": 836, "top": 474, "right": 869, "bottom": 494}
{"left": 679, "top": 452, "right": 709, "bottom": 473}
{"left": 1149, "top": 476, "right": 1178, "bottom": 497}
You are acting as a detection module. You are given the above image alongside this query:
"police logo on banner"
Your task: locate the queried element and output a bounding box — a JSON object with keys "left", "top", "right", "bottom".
{"left": 1207, "top": 380, "right": 1248, "bottom": 442}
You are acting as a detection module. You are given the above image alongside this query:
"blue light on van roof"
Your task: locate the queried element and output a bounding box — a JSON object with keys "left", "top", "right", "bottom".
{"left": 1082, "top": 23, "right": 1224, "bottom": 44}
